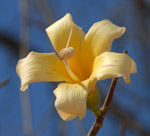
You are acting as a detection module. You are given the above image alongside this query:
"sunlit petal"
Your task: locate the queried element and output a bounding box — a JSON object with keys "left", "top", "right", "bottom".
{"left": 80, "top": 20, "right": 126, "bottom": 78}
{"left": 16, "top": 51, "right": 72, "bottom": 91}
{"left": 54, "top": 80, "right": 89, "bottom": 121}
{"left": 46, "top": 13, "right": 85, "bottom": 79}
{"left": 90, "top": 52, "right": 137, "bottom": 86}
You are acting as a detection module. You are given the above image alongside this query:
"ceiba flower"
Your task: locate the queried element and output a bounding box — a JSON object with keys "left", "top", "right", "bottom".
{"left": 16, "top": 13, "right": 137, "bottom": 121}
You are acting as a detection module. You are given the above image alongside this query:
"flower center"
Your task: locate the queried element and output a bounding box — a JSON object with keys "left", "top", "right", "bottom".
{"left": 59, "top": 30, "right": 80, "bottom": 82}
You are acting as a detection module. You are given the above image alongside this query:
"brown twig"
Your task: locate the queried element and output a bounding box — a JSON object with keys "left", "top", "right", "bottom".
{"left": 87, "top": 51, "right": 128, "bottom": 136}
{"left": 18, "top": 0, "right": 34, "bottom": 135}
{"left": 0, "top": 78, "right": 9, "bottom": 88}
{"left": 36, "top": 0, "right": 54, "bottom": 25}
{"left": 0, "top": 32, "right": 40, "bottom": 57}
{"left": 109, "top": 103, "right": 150, "bottom": 136}
{"left": 120, "top": 122, "right": 126, "bottom": 136}
{"left": 88, "top": 78, "right": 118, "bottom": 136}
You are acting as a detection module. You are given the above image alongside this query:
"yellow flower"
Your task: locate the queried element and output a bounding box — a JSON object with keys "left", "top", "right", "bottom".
{"left": 16, "top": 13, "right": 137, "bottom": 121}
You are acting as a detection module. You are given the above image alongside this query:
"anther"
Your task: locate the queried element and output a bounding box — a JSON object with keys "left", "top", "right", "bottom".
{"left": 59, "top": 47, "right": 75, "bottom": 60}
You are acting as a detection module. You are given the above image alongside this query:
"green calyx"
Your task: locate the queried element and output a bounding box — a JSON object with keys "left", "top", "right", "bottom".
{"left": 87, "top": 86, "right": 101, "bottom": 117}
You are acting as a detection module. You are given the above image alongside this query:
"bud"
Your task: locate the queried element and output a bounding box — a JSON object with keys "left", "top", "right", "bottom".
{"left": 59, "top": 47, "right": 75, "bottom": 60}
{"left": 87, "top": 86, "right": 101, "bottom": 117}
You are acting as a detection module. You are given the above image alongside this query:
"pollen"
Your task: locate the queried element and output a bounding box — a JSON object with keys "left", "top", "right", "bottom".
{"left": 59, "top": 47, "right": 75, "bottom": 60}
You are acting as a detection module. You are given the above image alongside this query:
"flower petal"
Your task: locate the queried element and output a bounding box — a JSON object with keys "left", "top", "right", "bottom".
{"left": 46, "top": 13, "right": 85, "bottom": 80}
{"left": 46, "top": 13, "right": 85, "bottom": 56}
{"left": 54, "top": 80, "right": 89, "bottom": 121}
{"left": 79, "top": 20, "right": 126, "bottom": 78}
{"left": 90, "top": 52, "right": 137, "bottom": 85}
{"left": 16, "top": 51, "right": 72, "bottom": 91}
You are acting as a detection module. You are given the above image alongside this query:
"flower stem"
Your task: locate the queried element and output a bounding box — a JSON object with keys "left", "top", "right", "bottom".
{"left": 87, "top": 50, "right": 128, "bottom": 136}
{"left": 0, "top": 78, "right": 9, "bottom": 88}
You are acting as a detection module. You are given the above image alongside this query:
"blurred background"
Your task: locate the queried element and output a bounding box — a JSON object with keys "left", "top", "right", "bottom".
{"left": 0, "top": 0, "right": 150, "bottom": 136}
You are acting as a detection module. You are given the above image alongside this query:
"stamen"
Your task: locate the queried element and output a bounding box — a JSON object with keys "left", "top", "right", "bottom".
{"left": 59, "top": 29, "right": 80, "bottom": 82}
{"left": 64, "top": 60, "right": 80, "bottom": 82}
{"left": 66, "top": 29, "right": 72, "bottom": 48}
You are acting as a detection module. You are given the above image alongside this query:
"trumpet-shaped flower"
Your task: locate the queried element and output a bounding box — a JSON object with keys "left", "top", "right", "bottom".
{"left": 16, "top": 13, "right": 137, "bottom": 121}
